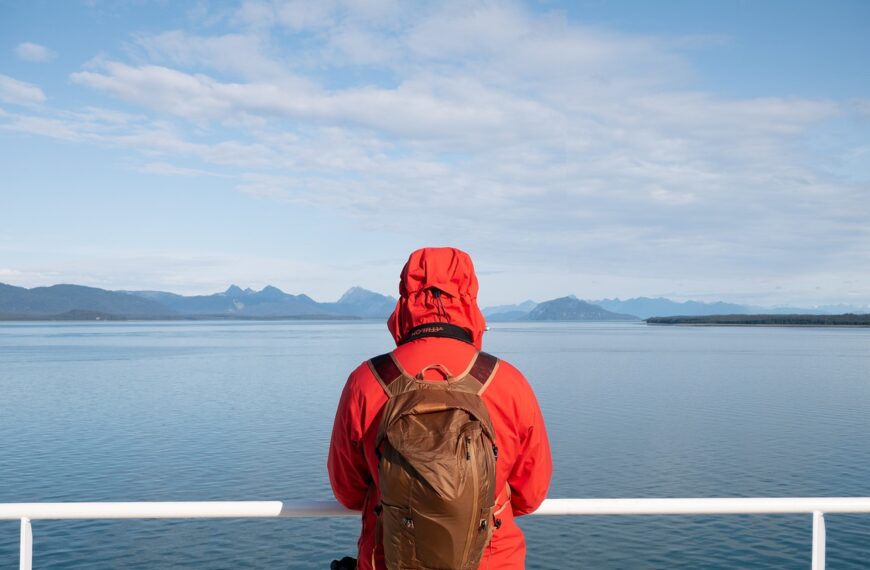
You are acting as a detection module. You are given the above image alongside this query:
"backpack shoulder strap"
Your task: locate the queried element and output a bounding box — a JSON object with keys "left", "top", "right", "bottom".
{"left": 368, "top": 352, "right": 403, "bottom": 393}
{"left": 466, "top": 351, "right": 499, "bottom": 394}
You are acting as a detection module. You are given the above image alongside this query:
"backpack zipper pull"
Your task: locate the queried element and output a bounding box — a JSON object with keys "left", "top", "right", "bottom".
{"left": 465, "top": 435, "right": 472, "bottom": 460}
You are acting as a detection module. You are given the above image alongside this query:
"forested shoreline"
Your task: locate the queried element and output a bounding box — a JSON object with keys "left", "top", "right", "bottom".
{"left": 647, "top": 314, "right": 870, "bottom": 326}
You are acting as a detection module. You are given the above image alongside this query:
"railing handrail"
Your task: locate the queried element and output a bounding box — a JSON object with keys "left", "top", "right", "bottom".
{"left": 3, "top": 497, "right": 870, "bottom": 519}
{"left": 8, "top": 497, "right": 870, "bottom": 570}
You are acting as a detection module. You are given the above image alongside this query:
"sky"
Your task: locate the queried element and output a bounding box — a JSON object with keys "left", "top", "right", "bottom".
{"left": 1, "top": 0, "right": 868, "bottom": 307}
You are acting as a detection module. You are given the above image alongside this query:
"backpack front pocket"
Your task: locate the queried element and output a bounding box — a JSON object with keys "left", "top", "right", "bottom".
{"left": 381, "top": 503, "right": 417, "bottom": 569}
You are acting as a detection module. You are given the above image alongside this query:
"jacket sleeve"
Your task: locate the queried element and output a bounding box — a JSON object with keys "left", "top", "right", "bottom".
{"left": 327, "top": 369, "right": 372, "bottom": 511}
{"left": 507, "top": 371, "right": 552, "bottom": 516}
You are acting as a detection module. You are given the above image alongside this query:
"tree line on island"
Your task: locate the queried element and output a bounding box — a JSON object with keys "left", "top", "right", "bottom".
{"left": 647, "top": 314, "right": 870, "bottom": 326}
{"left": 0, "top": 282, "right": 867, "bottom": 324}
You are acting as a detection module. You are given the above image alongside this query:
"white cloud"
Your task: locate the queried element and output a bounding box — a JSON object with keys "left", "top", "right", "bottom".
{"left": 2, "top": 114, "right": 84, "bottom": 140}
{"left": 70, "top": 61, "right": 559, "bottom": 141}
{"left": 273, "top": 0, "right": 337, "bottom": 30}
{"left": 0, "top": 74, "right": 46, "bottom": 104}
{"left": 234, "top": 0, "right": 406, "bottom": 31}
{"left": 138, "top": 161, "right": 223, "bottom": 177}
{"left": 14, "top": 42, "right": 56, "bottom": 62}
{"left": 72, "top": 64, "right": 233, "bottom": 118}
{"left": 325, "top": 26, "right": 398, "bottom": 65}
{"left": 131, "top": 31, "right": 287, "bottom": 79}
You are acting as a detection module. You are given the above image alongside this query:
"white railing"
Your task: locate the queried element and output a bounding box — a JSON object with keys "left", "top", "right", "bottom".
{"left": 4, "top": 497, "right": 870, "bottom": 570}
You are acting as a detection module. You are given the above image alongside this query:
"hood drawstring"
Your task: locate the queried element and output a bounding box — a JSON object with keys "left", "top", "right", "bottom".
{"left": 431, "top": 288, "right": 451, "bottom": 323}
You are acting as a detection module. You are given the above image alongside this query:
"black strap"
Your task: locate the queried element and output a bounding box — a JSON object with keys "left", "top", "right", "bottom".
{"left": 400, "top": 322, "right": 473, "bottom": 345}
{"left": 468, "top": 351, "right": 498, "bottom": 386}
{"left": 370, "top": 353, "right": 402, "bottom": 387}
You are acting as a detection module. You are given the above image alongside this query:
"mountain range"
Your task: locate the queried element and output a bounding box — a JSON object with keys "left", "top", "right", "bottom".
{"left": 0, "top": 283, "right": 397, "bottom": 320}
{"left": 0, "top": 283, "right": 171, "bottom": 318}
{"left": 1, "top": 282, "right": 867, "bottom": 321}
{"left": 484, "top": 296, "right": 870, "bottom": 320}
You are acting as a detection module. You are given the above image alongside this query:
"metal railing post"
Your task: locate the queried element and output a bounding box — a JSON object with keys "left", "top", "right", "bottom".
{"left": 20, "top": 517, "right": 32, "bottom": 570}
{"left": 812, "top": 510, "right": 825, "bottom": 570}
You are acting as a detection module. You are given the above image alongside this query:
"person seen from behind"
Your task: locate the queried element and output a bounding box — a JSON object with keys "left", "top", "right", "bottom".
{"left": 328, "top": 247, "right": 552, "bottom": 569}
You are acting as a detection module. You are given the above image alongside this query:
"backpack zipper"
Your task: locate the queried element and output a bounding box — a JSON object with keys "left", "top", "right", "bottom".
{"left": 461, "top": 433, "right": 479, "bottom": 567}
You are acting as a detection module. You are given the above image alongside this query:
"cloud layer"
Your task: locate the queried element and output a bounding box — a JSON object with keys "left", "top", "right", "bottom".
{"left": 2, "top": 0, "right": 868, "bottom": 304}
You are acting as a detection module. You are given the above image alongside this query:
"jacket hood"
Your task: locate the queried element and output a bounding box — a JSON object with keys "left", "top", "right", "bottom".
{"left": 387, "top": 247, "right": 487, "bottom": 349}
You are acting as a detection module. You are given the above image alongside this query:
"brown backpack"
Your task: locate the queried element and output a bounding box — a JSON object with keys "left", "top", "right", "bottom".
{"left": 369, "top": 351, "right": 500, "bottom": 570}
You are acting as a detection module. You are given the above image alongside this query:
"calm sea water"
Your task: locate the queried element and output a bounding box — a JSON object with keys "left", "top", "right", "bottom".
{"left": 1, "top": 321, "right": 869, "bottom": 569}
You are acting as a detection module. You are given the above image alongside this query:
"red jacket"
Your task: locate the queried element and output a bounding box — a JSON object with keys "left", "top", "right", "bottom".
{"left": 328, "top": 248, "right": 552, "bottom": 569}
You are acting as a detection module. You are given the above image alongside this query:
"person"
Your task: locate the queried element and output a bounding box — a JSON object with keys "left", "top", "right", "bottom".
{"left": 328, "top": 247, "right": 552, "bottom": 569}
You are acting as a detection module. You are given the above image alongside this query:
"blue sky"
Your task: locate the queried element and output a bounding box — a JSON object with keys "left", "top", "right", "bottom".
{"left": 1, "top": 0, "right": 868, "bottom": 307}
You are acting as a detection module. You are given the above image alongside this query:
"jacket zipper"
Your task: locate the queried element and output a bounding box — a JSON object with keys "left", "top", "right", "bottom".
{"left": 461, "top": 433, "right": 479, "bottom": 567}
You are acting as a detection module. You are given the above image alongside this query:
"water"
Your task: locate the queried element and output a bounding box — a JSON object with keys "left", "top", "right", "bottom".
{"left": 1, "top": 321, "right": 869, "bottom": 569}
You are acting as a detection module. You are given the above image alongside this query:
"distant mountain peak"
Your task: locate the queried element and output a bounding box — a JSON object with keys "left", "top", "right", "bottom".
{"left": 332, "top": 286, "right": 396, "bottom": 318}
{"left": 338, "top": 286, "right": 393, "bottom": 304}
{"left": 528, "top": 296, "right": 638, "bottom": 321}
{"left": 482, "top": 299, "right": 538, "bottom": 319}
{"left": 225, "top": 285, "right": 245, "bottom": 296}
{"left": 258, "top": 285, "right": 287, "bottom": 299}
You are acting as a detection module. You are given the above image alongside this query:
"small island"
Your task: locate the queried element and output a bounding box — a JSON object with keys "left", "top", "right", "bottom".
{"left": 646, "top": 314, "right": 870, "bottom": 326}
